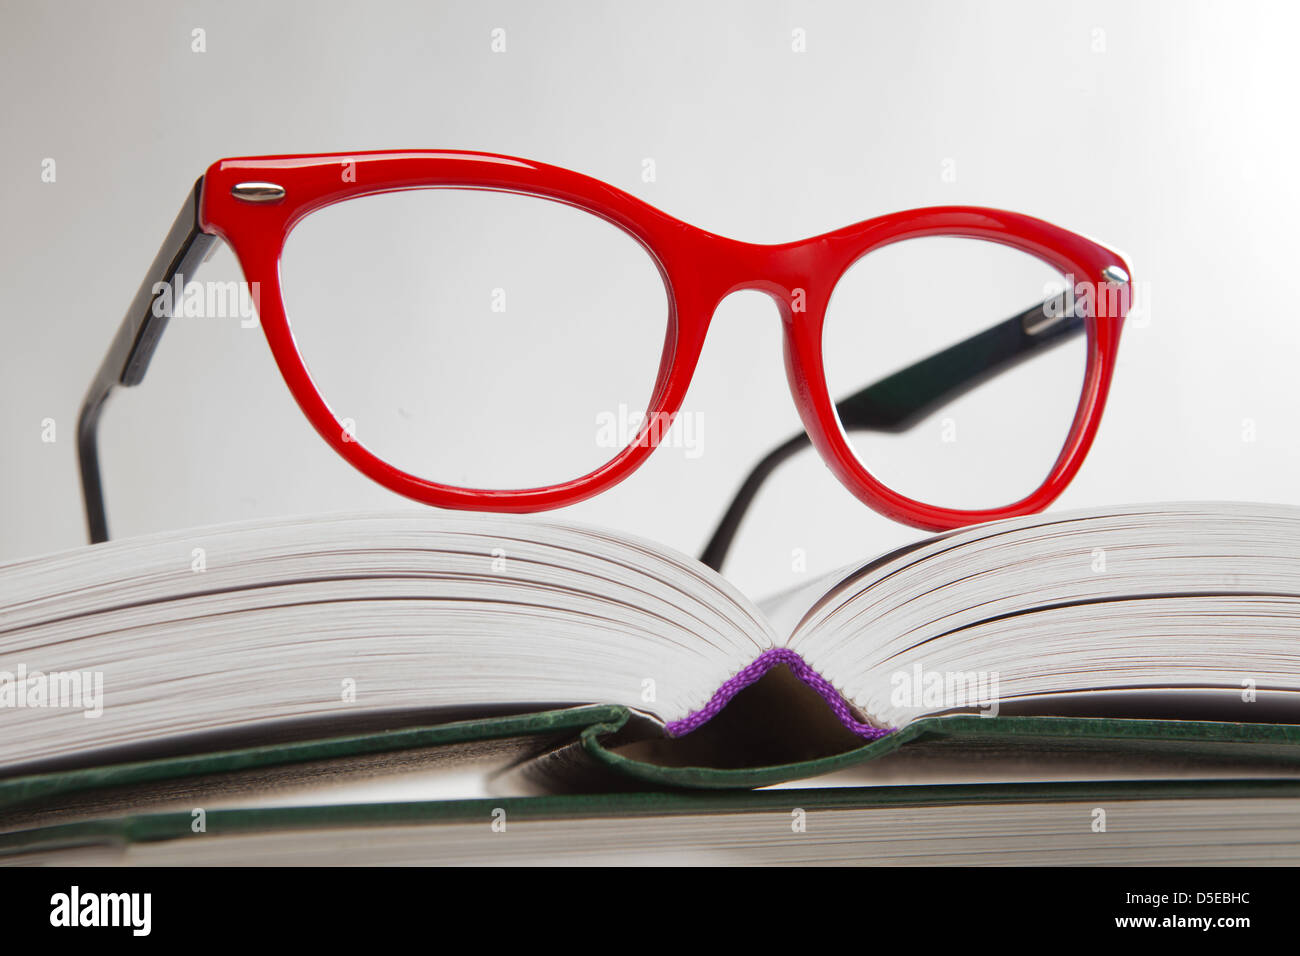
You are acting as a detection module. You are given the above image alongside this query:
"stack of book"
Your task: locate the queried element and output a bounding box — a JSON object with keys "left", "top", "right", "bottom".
{"left": 2, "top": 501, "right": 1299, "bottom": 865}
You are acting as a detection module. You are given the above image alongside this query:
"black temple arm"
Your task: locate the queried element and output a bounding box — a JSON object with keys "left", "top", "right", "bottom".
{"left": 698, "top": 432, "right": 811, "bottom": 572}
{"left": 699, "top": 293, "right": 1081, "bottom": 571}
{"left": 835, "top": 293, "right": 1081, "bottom": 433}
{"left": 77, "top": 177, "right": 217, "bottom": 544}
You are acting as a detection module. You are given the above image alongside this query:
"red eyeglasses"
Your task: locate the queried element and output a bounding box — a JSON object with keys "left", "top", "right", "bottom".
{"left": 78, "top": 150, "right": 1131, "bottom": 568}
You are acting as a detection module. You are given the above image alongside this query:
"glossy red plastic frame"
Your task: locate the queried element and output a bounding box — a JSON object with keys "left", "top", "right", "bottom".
{"left": 199, "top": 149, "right": 1130, "bottom": 531}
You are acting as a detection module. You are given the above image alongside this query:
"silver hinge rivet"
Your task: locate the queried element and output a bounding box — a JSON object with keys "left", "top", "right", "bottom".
{"left": 231, "top": 182, "right": 286, "bottom": 203}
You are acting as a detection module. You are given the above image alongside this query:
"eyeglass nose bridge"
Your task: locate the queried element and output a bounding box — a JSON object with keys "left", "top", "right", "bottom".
{"left": 684, "top": 237, "right": 837, "bottom": 331}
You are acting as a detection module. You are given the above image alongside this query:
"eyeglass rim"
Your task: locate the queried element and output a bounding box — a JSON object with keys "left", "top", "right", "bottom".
{"left": 196, "top": 149, "right": 1128, "bottom": 530}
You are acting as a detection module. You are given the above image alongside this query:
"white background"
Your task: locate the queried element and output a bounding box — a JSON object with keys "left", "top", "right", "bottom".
{"left": 2, "top": 0, "right": 1299, "bottom": 599}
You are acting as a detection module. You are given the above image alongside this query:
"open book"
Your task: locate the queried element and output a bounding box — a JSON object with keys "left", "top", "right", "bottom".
{"left": 2, "top": 501, "right": 1300, "bottom": 818}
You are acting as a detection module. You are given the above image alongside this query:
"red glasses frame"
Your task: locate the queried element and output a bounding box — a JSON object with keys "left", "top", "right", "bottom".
{"left": 79, "top": 150, "right": 1131, "bottom": 549}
